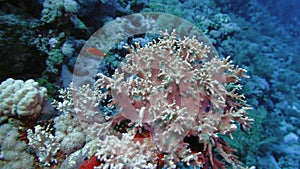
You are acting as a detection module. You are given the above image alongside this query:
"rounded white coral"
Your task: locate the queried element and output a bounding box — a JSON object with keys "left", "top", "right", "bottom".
{"left": 0, "top": 78, "right": 47, "bottom": 120}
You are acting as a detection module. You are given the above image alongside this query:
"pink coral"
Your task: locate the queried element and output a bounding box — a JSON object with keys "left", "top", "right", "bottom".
{"left": 94, "top": 30, "right": 253, "bottom": 168}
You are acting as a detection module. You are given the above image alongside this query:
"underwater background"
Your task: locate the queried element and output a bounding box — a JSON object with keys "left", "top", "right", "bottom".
{"left": 0, "top": 0, "right": 299, "bottom": 169}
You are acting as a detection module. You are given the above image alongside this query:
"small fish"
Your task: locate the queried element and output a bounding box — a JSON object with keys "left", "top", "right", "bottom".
{"left": 86, "top": 47, "right": 106, "bottom": 57}
{"left": 242, "top": 27, "right": 249, "bottom": 30}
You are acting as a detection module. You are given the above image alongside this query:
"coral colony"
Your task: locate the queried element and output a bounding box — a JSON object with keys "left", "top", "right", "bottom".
{"left": 89, "top": 30, "right": 254, "bottom": 168}
{"left": 2, "top": 1, "right": 300, "bottom": 168}
{"left": 0, "top": 29, "right": 254, "bottom": 169}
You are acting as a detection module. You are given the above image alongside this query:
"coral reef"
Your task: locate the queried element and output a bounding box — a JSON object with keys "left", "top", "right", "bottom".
{"left": 26, "top": 109, "right": 87, "bottom": 167}
{"left": 25, "top": 84, "right": 90, "bottom": 167}
{"left": 93, "top": 30, "right": 253, "bottom": 168}
{"left": 0, "top": 3, "right": 44, "bottom": 81}
{"left": 1, "top": 0, "right": 299, "bottom": 168}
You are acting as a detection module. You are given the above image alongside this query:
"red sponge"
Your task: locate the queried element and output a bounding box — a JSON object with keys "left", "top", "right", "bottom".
{"left": 80, "top": 155, "right": 100, "bottom": 169}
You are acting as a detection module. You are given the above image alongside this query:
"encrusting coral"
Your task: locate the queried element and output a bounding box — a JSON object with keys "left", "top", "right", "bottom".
{"left": 0, "top": 123, "right": 35, "bottom": 168}
{"left": 93, "top": 30, "right": 254, "bottom": 168}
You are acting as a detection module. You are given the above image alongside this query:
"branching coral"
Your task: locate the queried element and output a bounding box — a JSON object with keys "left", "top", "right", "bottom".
{"left": 52, "top": 83, "right": 105, "bottom": 125}
{"left": 93, "top": 30, "right": 253, "bottom": 168}
{"left": 52, "top": 83, "right": 110, "bottom": 142}
{"left": 95, "top": 133, "right": 157, "bottom": 169}
{"left": 27, "top": 124, "right": 59, "bottom": 166}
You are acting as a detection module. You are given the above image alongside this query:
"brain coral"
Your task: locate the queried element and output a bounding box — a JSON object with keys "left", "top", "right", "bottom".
{"left": 0, "top": 78, "right": 47, "bottom": 121}
{"left": 92, "top": 30, "right": 254, "bottom": 168}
